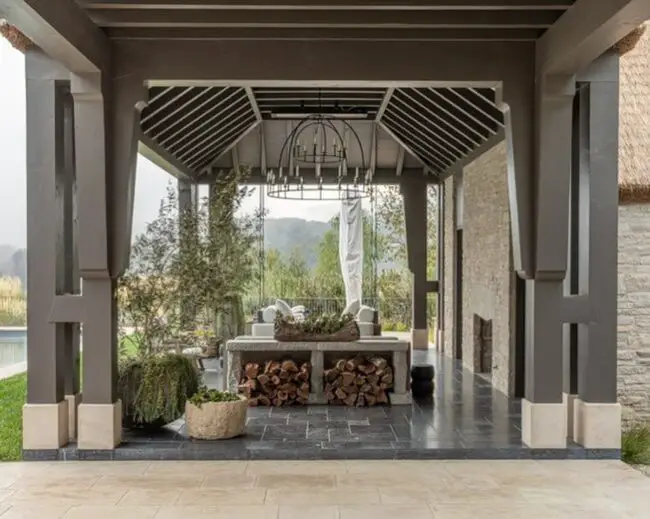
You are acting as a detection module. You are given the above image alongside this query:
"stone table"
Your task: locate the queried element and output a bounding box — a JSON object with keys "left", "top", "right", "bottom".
{"left": 224, "top": 337, "right": 412, "bottom": 405}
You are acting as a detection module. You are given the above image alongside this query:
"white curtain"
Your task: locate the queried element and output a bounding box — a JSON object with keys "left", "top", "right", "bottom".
{"left": 339, "top": 198, "right": 363, "bottom": 306}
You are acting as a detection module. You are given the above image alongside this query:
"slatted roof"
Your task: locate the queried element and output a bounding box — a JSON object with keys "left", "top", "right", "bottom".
{"left": 139, "top": 85, "right": 505, "bottom": 182}
{"left": 76, "top": 1, "right": 575, "bottom": 182}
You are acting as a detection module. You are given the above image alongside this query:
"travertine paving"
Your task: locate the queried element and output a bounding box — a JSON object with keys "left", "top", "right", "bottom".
{"left": 0, "top": 460, "right": 648, "bottom": 518}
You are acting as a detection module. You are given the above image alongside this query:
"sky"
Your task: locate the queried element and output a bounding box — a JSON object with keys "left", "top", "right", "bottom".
{"left": 0, "top": 39, "right": 346, "bottom": 249}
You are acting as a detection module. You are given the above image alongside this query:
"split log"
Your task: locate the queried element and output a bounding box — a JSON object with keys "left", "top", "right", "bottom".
{"left": 244, "top": 362, "right": 261, "bottom": 379}
{"left": 238, "top": 358, "right": 312, "bottom": 406}
{"left": 324, "top": 355, "right": 393, "bottom": 407}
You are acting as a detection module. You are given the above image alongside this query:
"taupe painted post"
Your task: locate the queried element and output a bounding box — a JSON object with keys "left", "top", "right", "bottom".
{"left": 519, "top": 75, "right": 574, "bottom": 449}
{"left": 71, "top": 73, "right": 146, "bottom": 450}
{"left": 59, "top": 89, "right": 81, "bottom": 440}
{"left": 401, "top": 177, "right": 429, "bottom": 350}
{"left": 178, "top": 179, "right": 195, "bottom": 328}
{"left": 22, "top": 50, "right": 70, "bottom": 450}
{"left": 574, "top": 52, "right": 621, "bottom": 448}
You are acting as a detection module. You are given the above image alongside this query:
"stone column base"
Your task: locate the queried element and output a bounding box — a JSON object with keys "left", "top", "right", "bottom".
{"left": 563, "top": 393, "right": 578, "bottom": 441}
{"left": 78, "top": 400, "right": 122, "bottom": 450}
{"left": 23, "top": 401, "right": 69, "bottom": 449}
{"left": 65, "top": 393, "right": 81, "bottom": 441}
{"left": 522, "top": 399, "right": 567, "bottom": 448}
{"left": 574, "top": 399, "right": 621, "bottom": 448}
{"left": 411, "top": 328, "right": 429, "bottom": 350}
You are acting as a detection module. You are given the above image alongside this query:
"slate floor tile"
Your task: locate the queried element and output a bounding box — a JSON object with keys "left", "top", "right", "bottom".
{"left": 262, "top": 425, "right": 308, "bottom": 441}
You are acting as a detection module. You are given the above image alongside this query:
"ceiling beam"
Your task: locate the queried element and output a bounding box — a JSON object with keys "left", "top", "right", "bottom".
{"left": 106, "top": 26, "right": 542, "bottom": 40}
{"left": 113, "top": 39, "right": 534, "bottom": 83}
{"left": 376, "top": 120, "right": 430, "bottom": 171}
{"left": 139, "top": 132, "right": 198, "bottom": 180}
{"left": 82, "top": 0, "right": 573, "bottom": 10}
{"left": 536, "top": 0, "right": 650, "bottom": 75}
{"left": 245, "top": 86, "right": 263, "bottom": 121}
{"left": 375, "top": 87, "right": 394, "bottom": 121}
{"left": 0, "top": 0, "right": 110, "bottom": 73}
{"left": 88, "top": 8, "right": 559, "bottom": 27}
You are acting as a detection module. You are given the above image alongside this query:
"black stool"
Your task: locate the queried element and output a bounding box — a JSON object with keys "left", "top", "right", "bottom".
{"left": 410, "top": 364, "right": 434, "bottom": 399}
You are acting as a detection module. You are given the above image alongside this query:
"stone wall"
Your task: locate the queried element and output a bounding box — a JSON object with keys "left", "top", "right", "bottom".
{"left": 461, "top": 142, "right": 514, "bottom": 395}
{"left": 442, "top": 175, "right": 455, "bottom": 357}
{"left": 618, "top": 204, "right": 650, "bottom": 423}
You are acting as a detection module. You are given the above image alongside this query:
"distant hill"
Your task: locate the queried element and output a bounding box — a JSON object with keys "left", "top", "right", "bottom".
{"left": 264, "top": 217, "right": 331, "bottom": 268}
{"left": 0, "top": 217, "right": 386, "bottom": 287}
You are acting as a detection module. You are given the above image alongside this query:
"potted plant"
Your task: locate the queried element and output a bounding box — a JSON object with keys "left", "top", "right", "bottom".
{"left": 185, "top": 386, "right": 248, "bottom": 440}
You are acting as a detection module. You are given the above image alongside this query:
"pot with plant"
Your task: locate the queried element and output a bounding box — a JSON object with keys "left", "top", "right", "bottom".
{"left": 185, "top": 386, "right": 248, "bottom": 440}
{"left": 118, "top": 353, "right": 200, "bottom": 430}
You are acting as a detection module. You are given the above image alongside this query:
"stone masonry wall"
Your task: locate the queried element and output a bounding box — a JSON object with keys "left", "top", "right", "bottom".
{"left": 461, "top": 142, "right": 514, "bottom": 395}
{"left": 442, "top": 175, "right": 455, "bottom": 357}
{"left": 618, "top": 204, "right": 650, "bottom": 423}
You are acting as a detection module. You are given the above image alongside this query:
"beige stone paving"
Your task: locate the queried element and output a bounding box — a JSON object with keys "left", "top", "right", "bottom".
{"left": 0, "top": 460, "right": 648, "bottom": 518}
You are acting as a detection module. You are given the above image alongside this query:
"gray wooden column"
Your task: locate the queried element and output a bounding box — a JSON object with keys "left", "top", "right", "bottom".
{"left": 577, "top": 56, "right": 619, "bottom": 406}
{"left": 178, "top": 178, "right": 195, "bottom": 329}
{"left": 24, "top": 51, "right": 67, "bottom": 407}
{"left": 563, "top": 92, "right": 581, "bottom": 400}
{"left": 518, "top": 71, "right": 574, "bottom": 447}
{"left": 60, "top": 90, "right": 81, "bottom": 399}
{"left": 71, "top": 73, "right": 146, "bottom": 405}
{"left": 526, "top": 76, "right": 575, "bottom": 404}
{"left": 401, "top": 178, "right": 428, "bottom": 333}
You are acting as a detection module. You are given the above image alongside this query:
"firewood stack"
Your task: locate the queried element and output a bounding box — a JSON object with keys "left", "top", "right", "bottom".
{"left": 324, "top": 356, "right": 393, "bottom": 407}
{"left": 238, "top": 359, "right": 311, "bottom": 406}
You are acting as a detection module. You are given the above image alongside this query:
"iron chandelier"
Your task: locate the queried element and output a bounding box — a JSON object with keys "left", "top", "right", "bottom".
{"left": 266, "top": 114, "right": 373, "bottom": 200}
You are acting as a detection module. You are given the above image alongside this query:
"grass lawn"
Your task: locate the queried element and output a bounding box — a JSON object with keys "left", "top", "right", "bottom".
{"left": 0, "top": 334, "right": 139, "bottom": 462}
{"left": 0, "top": 372, "right": 26, "bottom": 461}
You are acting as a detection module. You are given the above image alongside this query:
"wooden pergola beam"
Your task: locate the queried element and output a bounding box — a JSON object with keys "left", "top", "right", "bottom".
{"left": 0, "top": 0, "right": 110, "bottom": 73}
{"left": 536, "top": 0, "right": 650, "bottom": 75}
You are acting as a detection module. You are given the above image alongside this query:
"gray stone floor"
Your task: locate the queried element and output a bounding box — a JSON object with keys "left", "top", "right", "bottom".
{"left": 25, "top": 349, "right": 617, "bottom": 461}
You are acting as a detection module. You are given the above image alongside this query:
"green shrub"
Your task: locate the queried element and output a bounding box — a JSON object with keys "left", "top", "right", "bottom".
{"left": 395, "top": 322, "right": 410, "bottom": 332}
{"left": 189, "top": 386, "right": 241, "bottom": 407}
{"left": 118, "top": 353, "right": 199, "bottom": 428}
{"left": 382, "top": 320, "right": 395, "bottom": 332}
{"left": 622, "top": 425, "right": 650, "bottom": 465}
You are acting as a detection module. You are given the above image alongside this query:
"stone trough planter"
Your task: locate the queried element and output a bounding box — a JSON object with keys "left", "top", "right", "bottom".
{"left": 185, "top": 396, "right": 248, "bottom": 440}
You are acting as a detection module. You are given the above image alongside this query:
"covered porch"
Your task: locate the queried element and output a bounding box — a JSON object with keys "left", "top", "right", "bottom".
{"left": 2, "top": 0, "right": 649, "bottom": 458}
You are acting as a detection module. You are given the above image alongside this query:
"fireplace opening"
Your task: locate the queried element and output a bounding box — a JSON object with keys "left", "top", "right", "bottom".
{"left": 474, "top": 315, "right": 493, "bottom": 374}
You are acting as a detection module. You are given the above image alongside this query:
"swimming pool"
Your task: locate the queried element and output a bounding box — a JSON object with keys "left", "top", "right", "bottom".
{"left": 0, "top": 328, "right": 27, "bottom": 369}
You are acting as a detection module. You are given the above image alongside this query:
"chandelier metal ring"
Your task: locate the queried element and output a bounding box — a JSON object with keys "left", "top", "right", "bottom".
{"left": 266, "top": 113, "right": 373, "bottom": 200}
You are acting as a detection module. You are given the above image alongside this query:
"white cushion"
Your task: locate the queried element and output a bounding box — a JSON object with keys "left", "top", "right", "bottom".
{"left": 358, "top": 322, "right": 375, "bottom": 336}
{"left": 291, "top": 305, "right": 306, "bottom": 314}
{"left": 252, "top": 323, "right": 275, "bottom": 337}
{"left": 341, "top": 299, "right": 360, "bottom": 317}
{"left": 262, "top": 305, "right": 278, "bottom": 323}
{"left": 357, "top": 305, "right": 375, "bottom": 323}
{"left": 275, "top": 299, "right": 292, "bottom": 317}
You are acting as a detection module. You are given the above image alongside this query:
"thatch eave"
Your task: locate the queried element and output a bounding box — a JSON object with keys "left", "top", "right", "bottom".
{"left": 0, "top": 20, "right": 35, "bottom": 53}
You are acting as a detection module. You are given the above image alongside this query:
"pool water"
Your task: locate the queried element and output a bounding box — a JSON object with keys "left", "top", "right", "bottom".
{"left": 0, "top": 329, "right": 27, "bottom": 368}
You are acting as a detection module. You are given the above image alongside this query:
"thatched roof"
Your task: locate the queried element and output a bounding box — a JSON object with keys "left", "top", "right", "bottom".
{"left": 0, "top": 20, "right": 34, "bottom": 53}
{"left": 619, "top": 23, "right": 650, "bottom": 204}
